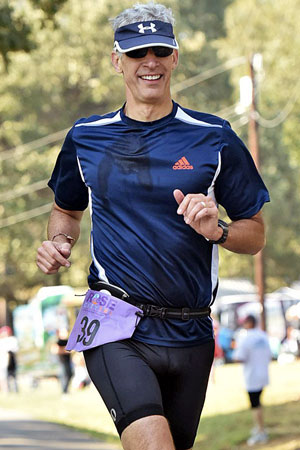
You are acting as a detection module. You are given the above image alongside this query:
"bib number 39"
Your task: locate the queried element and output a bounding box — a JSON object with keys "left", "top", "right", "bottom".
{"left": 76, "top": 316, "right": 100, "bottom": 346}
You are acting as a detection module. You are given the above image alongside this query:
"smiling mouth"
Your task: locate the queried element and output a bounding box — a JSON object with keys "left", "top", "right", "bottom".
{"left": 140, "top": 75, "right": 162, "bottom": 80}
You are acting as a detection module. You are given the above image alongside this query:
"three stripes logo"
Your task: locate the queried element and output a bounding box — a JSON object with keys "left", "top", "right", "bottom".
{"left": 173, "top": 156, "right": 194, "bottom": 170}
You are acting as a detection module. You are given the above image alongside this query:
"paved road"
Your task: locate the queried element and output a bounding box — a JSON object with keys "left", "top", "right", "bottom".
{"left": 0, "top": 409, "right": 120, "bottom": 450}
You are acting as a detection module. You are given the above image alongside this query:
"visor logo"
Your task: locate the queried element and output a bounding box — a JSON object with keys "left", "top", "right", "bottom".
{"left": 138, "top": 23, "right": 157, "bottom": 33}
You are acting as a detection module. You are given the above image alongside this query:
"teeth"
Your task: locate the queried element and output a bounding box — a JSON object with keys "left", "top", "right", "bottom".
{"left": 141, "top": 75, "right": 161, "bottom": 80}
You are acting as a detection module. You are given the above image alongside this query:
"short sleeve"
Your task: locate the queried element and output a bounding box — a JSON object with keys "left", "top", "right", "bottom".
{"left": 233, "top": 336, "right": 248, "bottom": 361}
{"left": 214, "top": 125, "right": 270, "bottom": 221}
{"left": 48, "top": 127, "right": 89, "bottom": 211}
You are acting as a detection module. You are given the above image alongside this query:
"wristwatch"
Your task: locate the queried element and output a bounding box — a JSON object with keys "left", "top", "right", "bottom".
{"left": 208, "top": 219, "right": 229, "bottom": 244}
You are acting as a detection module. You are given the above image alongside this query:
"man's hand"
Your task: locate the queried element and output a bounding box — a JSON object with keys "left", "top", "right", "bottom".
{"left": 36, "top": 241, "right": 72, "bottom": 274}
{"left": 173, "top": 189, "right": 222, "bottom": 241}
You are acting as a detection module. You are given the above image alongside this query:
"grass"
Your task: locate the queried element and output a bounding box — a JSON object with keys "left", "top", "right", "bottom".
{"left": 197, "top": 360, "right": 300, "bottom": 449}
{"left": 1, "top": 359, "right": 299, "bottom": 449}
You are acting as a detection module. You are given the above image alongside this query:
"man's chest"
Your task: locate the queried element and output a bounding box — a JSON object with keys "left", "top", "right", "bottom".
{"left": 75, "top": 127, "right": 220, "bottom": 201}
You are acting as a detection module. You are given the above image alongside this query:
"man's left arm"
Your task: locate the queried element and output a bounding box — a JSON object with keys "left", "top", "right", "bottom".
{"left": 174, "top": 189, "right": 265, "bottom": 255}
{"left": 221, "top": 211, "right": 265, "bottom": 255}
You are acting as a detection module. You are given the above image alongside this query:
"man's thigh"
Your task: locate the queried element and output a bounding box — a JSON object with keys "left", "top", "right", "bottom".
{"left": 84, "top": 340, "right": 165, "bottom": 436}
{"left": 158, "top": 340, "right": 215, "bottom": 449}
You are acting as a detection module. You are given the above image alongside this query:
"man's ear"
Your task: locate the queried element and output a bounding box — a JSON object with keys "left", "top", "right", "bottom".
{"left": 111, "top": 52, "right": 123, "bottom": 73}
{"left": 171, "top": 49, "right": 179, "bottom": 70}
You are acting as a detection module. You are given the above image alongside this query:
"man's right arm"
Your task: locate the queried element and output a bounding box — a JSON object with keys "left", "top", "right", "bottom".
{"left": 36, "top": 202, "right": 84, "bottom": 275}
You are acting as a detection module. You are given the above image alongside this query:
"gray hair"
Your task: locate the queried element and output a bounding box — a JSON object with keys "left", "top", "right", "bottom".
{"left": 110, "top": 2, "right": 176, "bottom": 31}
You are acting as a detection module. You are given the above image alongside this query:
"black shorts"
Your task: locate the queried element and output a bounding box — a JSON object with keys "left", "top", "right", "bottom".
{"left": 84, "top": 338, "right": 214, "bottom": 450}
{"left": 248, "top": 390, "right": 263, "bottom": 408}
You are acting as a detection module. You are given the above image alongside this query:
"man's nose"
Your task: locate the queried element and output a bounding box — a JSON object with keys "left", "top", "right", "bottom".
{"left": 143, "top": 49, "right": 159, "bottom": 66}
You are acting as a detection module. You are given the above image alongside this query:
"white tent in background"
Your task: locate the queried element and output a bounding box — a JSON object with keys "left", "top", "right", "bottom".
{"left": 216, "top": 278, "right": 257, "bottom": 299}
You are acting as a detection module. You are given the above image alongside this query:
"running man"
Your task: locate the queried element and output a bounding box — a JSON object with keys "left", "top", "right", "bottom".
{"left": 36, "top": 3, "right": 270, "bottom": 449}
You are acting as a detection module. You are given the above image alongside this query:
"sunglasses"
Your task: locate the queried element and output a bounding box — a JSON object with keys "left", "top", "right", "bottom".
{"left": 125, "top": 46, "right": 174, "bottom": 59}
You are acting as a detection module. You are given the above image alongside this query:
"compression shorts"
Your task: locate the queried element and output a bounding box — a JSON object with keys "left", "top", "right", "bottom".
{"left": 84, "top": 338, "right": 214, "bottom": 449}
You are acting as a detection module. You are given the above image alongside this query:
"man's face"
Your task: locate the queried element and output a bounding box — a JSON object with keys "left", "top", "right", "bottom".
{"left": 112, "top": 47, "right": 178, "bottom": 105}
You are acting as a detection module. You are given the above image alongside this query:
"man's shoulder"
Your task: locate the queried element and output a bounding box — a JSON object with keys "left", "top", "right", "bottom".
{"left": 175, "top": 104, "right": 231, "bottom": 129}
{"left": 73, "top": 109, "right": 122, "bottom": 128}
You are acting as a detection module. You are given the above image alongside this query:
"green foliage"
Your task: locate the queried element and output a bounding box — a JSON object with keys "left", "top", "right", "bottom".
{"left": 171, "top": 0, "right": 233, "bottom": 112}
{"left": 0, "top": 2, "right": 34, "bottom": 67}
{"left": 30, "top": 0, "right": 68, "bottom": 18}
{"left": 0, "top": 0, "right": 68, "bottom": 67}
{"left": 217, "top": 0, "right": 300, "bottom": 289}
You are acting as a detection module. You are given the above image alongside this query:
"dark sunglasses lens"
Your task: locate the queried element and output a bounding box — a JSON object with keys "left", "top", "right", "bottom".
{"left": 126, "top": 48, "right": 148, "bottom": 58}
{"left": 125, "top": 47, "right": 174, "bottom": 58}
{"left": 153, "top": 47, "right": 173, "bottom": 57}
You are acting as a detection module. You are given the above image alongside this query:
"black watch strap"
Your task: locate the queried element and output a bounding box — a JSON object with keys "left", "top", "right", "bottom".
{"left": 208, "top": 219, "right": 229, "bottom": 244}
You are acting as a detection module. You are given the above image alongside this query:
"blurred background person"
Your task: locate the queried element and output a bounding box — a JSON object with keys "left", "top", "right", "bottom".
{"left": 51, "top": 328, "right": 73, "bottom": 394}
{"left": 210, "top": 315, "right": 225, "bottom": 383}
{"left": 0, "top": 326, "right": 19, "bottom": 393}
{"left": 278, "top": 303, "right": 300, "bottom": 364}
{"left": 218, "top": 324, "right": 235, "bottom": 363}
{"left": 233, "top": 315, "right": 272, "bottom": 446}
{"left": 278, "top": 325, "right": 299, "bottom": 364}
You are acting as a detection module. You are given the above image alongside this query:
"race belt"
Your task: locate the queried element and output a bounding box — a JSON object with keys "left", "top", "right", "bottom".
{"left": 89, "top": 281, "right": 211, "bottom": 321}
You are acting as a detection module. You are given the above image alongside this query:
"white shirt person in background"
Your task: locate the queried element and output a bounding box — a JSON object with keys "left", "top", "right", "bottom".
{"left": 233, "top": 314, "right": 272, "bottom": 446}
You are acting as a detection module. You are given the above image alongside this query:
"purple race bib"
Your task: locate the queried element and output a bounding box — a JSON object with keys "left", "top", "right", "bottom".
{"left": 66, "top": 289, "right": 143, "bottom": 352}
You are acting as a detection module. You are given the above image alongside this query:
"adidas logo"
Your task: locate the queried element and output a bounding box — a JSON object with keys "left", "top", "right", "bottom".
{"left": 173, "top": 157, "right": 194, "bottom": 170}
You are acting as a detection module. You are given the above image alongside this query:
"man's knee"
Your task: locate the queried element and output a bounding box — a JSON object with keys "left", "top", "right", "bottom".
{"left": 121, "top": 415, "right": 175, "bottom": 450}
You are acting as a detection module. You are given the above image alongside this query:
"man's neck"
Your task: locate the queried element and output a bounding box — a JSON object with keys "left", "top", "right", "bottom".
{"left": 124, "top": 98, "right": 173, "bottom": 122}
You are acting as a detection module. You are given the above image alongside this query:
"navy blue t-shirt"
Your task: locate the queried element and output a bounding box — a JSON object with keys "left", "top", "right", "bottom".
{"left": 49, "top": 102, "right": 270, "bottom": 347}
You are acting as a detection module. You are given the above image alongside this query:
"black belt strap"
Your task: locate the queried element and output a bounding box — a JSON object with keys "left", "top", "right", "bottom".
{"left": 89, "top": 281, "right": 211, "bottom": 321}
{"left": 129, "top": 302, "right": 211, "bottom": 320}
